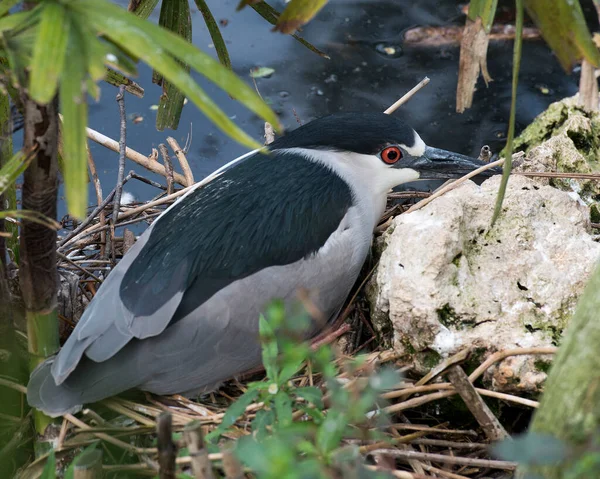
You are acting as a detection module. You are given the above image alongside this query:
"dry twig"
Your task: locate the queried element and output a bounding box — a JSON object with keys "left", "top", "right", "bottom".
{"left": 446, "top": 365, "right": 509, "bottom": 441}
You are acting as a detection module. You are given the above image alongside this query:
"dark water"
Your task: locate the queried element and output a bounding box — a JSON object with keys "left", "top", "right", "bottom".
{"left": 63, "top": 0, "right": 586, "bottom": 219}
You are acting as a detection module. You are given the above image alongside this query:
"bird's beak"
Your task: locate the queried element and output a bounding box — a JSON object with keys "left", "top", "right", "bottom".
{"left": 403, "top": 146, "right": 502, "bottom": 180}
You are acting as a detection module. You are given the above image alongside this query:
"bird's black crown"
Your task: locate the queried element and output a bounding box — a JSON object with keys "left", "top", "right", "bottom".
{"left": 269, "top": 112, "right": 417, "bottom": 156}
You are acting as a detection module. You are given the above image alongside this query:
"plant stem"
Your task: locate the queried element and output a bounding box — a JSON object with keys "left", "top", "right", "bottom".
{"left": 491, "top": 0, "right": 523, "bottom": 225}
{"left": 0, "top": 90, "right": 16, "bottom": 265}
{"left": 20, "top": 95, "right": 60, "bottom": 439}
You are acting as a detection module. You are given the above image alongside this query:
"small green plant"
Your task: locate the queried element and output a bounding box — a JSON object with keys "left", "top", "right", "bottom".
{"left": 207, "top": 300, "right": 401, "bottom": 479}
{"left": 493, "top": 431, "right": 600, "bottom": 479}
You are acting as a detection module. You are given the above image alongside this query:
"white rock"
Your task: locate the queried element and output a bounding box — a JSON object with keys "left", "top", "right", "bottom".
{"left": 369, "top": 175, "right": 600, "bottom": 393}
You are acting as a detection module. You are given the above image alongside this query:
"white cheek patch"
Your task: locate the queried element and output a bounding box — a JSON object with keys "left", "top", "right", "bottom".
{"left": 395, "top": 168, "right": 420, "bottom": 184}
{"left": 402, "top": 130, "right": 426, "bottom": 157}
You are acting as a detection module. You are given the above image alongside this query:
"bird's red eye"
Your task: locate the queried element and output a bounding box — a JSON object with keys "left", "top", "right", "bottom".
{"left": 381, "top": 146, "right": 402, "bottom": 164}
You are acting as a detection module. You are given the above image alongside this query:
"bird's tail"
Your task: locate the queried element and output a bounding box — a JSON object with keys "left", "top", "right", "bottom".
{"left": 27, "top": 354, "right": 145, "bottom": 417}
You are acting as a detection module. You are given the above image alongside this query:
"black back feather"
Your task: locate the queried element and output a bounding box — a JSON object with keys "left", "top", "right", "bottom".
{"left": 120, "top": 150, "right": 354, "bottom": 320}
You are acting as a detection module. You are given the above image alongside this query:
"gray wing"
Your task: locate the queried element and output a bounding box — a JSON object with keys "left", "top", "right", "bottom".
{"left": 28, "top": 202, "right": 367, "bottom": 417}
{"left": 47, "top": 149, "right": 354, "bottom": 387}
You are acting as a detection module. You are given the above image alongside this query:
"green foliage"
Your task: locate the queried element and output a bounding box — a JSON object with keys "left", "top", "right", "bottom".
{"left": 524, "top": 0, "right": 600, "bottom": 71}
{"left": 494, "top": 431, "right": 600, "bottom": 479}
{"left": 155, "top": 0, "right": 192, "bottom": 130}
{"left": 0, "top": 0, "right": 283, "bottom": 219}
{"left": 467, "top": 0, "right": 498, "bottom": 32}
{"left": 274, "top": 0, "right": 329, "bottom": 34}
{"left": 39, "top": 449, "right": 56, "bottom": 479}
{"left": 208, "top": 300, "right": 401, "bottom": 478}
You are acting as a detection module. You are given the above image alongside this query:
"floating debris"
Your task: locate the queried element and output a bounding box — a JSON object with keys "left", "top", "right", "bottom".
{"left": 375, "top": 43, "right": 403, "bottom": 58}
{"left": 250, "top": 66, "right": 275, "bottom": 79}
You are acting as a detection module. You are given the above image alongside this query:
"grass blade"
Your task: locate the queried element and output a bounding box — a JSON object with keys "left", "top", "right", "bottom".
{"left": 105, "top": 69, "right": 144, "bottom": 98}
{"left": 29, "top": 2, "right": 69, "bottom": 104}
{"left": 59, "top": 20, "right": 89, "bottom": 219}
{"left": 0, "top": 149, "right": 34, "bottom": 196}
{"left": 129, "top": 0, "right": 160, "bottom": 20}
{"left": 524, "top": 0, "right": 600, "bottom": 71}
{"left": 467, "top": 0, "right": 498, "bottom": 33}
{"left": 491, "top": 0, "right": 523, "bottom": 225}
{"left": 0, "top": 0, "right": 21, "bottom": 19}
{"left": 194, "top": 0, "right": 231, "bottom": 69}
{"left": 275, "top": 0, "right": 328, "bottom": 34}
{"left": 0, "top": 210, "right": 61, "bottom": 230}
{"left": 155, "top": 0, "right": 192, "bottom": 130}
{"left": 249, "top": 1, "right": 329, "bottom": 58}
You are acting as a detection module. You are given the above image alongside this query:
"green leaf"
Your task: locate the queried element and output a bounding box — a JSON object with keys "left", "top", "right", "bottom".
{"left": 205, "top": 386, "right": 260, "bottom": 441}
{"left": 155, "top": 0, "right": 192, "bottom": 130}
{"left": 0, "top": 209, "right": 61, "bottom": 230}
{"left": 235, "top": 435, "right": 271, "bottom": 475}
{"left": 316, "top": 410, "right": 348, "bottom": 455}
{"left": 194, "top": 0, "right": 231, "bottom": 69}
{"left": 29, "top": 2, "right": 69, "bottom": 104}
{"left": 0, "top": 9, "right": 39, "bottom": 35}
{"left": 75, "top": 0, "right": 280, "bottom": 149}
{"left": 369, "top": 367, "right": 402, "bottom": 391}
{"left": 295, "top": 386, "right": 323, "bottom": 408}
{"left": 249, "top": 1, "right": 330, "bottom": 58}
{"left": 259, "top": 313, "right": 278, "bottom": 381}
{"left": 63, "top": 443, "right": 100, "bottom": 479}
{"left": 524, "top": 0, "right": 600, "bottom": 71}
{"left": 0, "top": 0, "right": 22, "bottom": 19}
{"left": 0, "top": 149, "right": 34, "bottom": 196}
{"left": 40, "top": 450, "right": 56, "bottom": 479}
{"left": 251, "top": 408, "right": 274, "bottom": 440}
{"left": 491, "top": 432, "right": 568, "bottom": 466}
{"left": 105, "top": 68, "right": 144, "bottom": 98}
{"left": 274, "top": 391, "right": 293, "bottom": 427}
{"left": 275, "top": 0, "right": 328, "bottom": 34}
{"left": 467, "top": 0, "right": 498, "bottom": 33}
{"left": 59, "top": 20, "right": 89, "bottom": 219}
{"left": 130, "top": 0, "right": 160, "bottom": 20}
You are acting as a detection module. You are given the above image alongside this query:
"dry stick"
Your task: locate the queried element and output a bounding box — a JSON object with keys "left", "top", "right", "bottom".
{"left": 384, "top": 391, "right": 456, "bottom": 415}
{"left": 110, "top": 85, "right": 127, "bottom": 262}
{"left": 64, "top": 213, "right": 161, "bottom": 250}
{"left": 166, "top": 137, "right": 194, "bottom": 186}
{"left": 183, "top": 421, "right": 216, "bottom": 479}
{"left": 367, "top": 449, "right": 517, "bottom": 471}
{"left": 420, "top": 464, "right": 470, "bottom": 479}
{"left": 411, "top": 438, "right": 487, "bottom": 450}
{"left": 221, "top": 445, "right": 245, "bottom": 479}
{"left": 103, "top": 399, "right": 157, "bottom": 427}
{"left": 362, "top": 466, "right": 424, "bottom": 479}
{"left": 391, "top": 425, "right": 478, "bottom": 437}
{"left": 57, "top": 176, "right": 125, "bottom": 248}
{"left": 515, "top": 171, "right": 600, "bottom": 180}
{"left": 383, "top": 382, "right": 539, "bottom": 408}
{"left": 385, "top": 77, "right": 431, "bottom": 114}
{"left": 446, "top": 365, "right": 509, "bottom": 442}
{"left": 405, "top": 158, "right": 504, "bottom": 214}
{"left": 84, "top": 126, "right": 187, "bottom": 186}
{"left": 63, "top": 414, "right": 156, "bottom": 454}
{"left": 63, "top": 157, "right": 237, "bottom": 248}
{"left": 415, "top": 348, "right": 471, "bottom": 387}
{"left": 159, "top": 144, "right": 174, "bottom": 195}
{"left": 87, "top": 149, "right": 106, "bottom": 257}
{"left": 468, "top": 346, "right": 556, "bottom": 383}
{"left": 157, "top": 412, "right": 177, "bottom": 479}
{"left": 73, "top": 449, "right": 103, "bottom": 479}
{"left": 57, "top": 252, "right": 103, "bottom": 283}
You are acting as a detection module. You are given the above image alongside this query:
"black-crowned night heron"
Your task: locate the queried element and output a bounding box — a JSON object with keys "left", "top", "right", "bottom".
{"left": 27, "top": 112, "right": 499, "bottom": 416}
